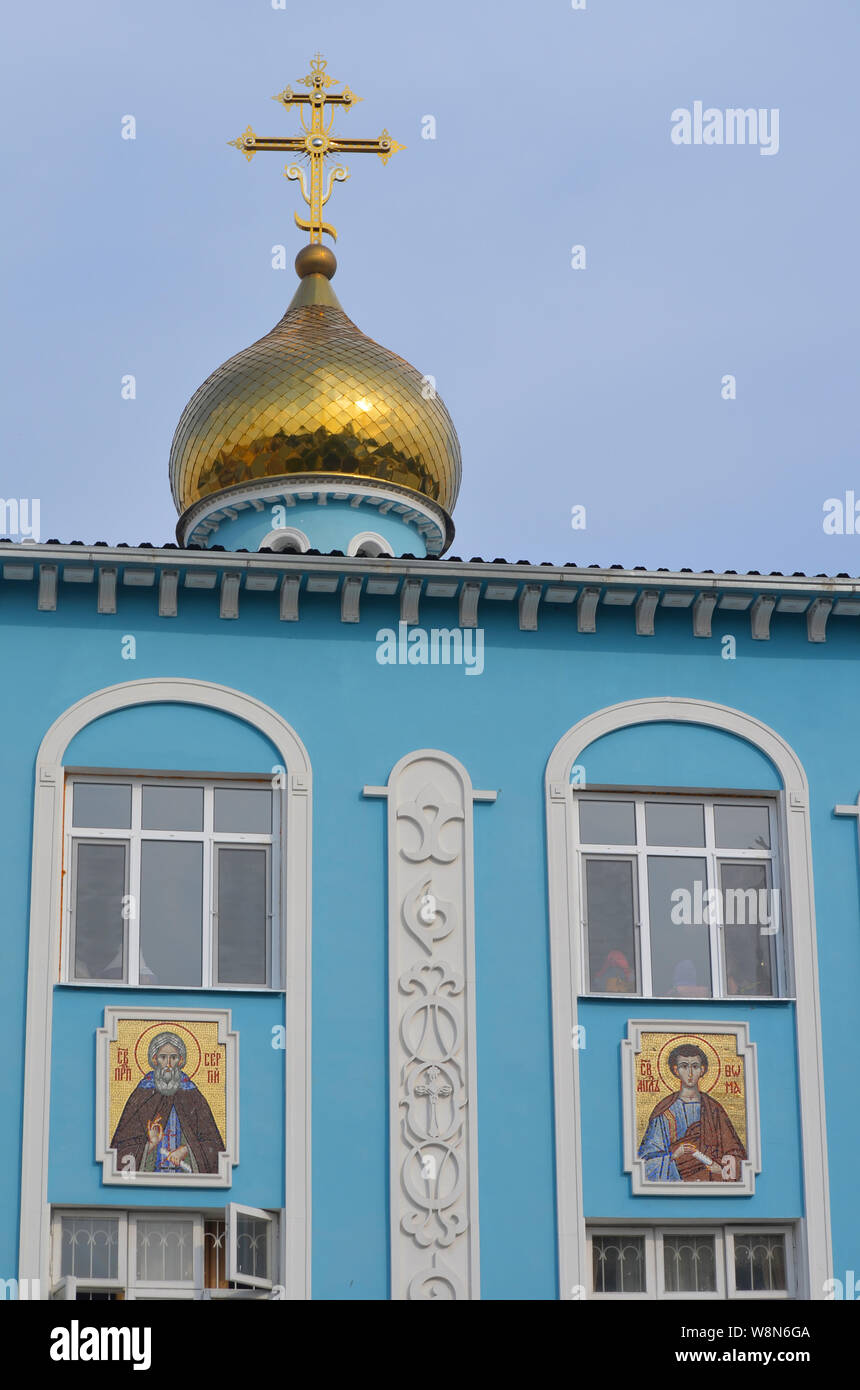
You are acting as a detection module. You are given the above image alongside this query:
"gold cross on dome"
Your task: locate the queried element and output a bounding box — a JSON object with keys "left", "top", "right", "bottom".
{"left": 229, "top": 52, "right": 405, "bottom": 245}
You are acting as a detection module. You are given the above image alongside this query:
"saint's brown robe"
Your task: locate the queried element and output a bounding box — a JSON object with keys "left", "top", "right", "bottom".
{"left": 110, "top": 1078, "right": 225, "bottom": 1174}
{"left": 648, "top": 1089, "right": 747, "bottom": 1181}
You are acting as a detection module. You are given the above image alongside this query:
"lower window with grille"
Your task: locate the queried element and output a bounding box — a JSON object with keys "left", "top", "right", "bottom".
{"left": 587, "top": 1225, "right": 794, "bottom": 1300}
{"left": 50, "top": 1206, "right": 280, "bottom": 1300}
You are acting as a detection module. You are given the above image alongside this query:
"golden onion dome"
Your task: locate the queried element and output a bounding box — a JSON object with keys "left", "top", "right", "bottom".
{"left": 169, "top": 246, "right": 461, "bottom": 519}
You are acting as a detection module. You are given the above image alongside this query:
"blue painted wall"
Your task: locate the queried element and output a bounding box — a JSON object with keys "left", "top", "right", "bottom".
{"left": 65, "top": 701, "right": 281, "bottom": 773}
{"left": 0, "top": 577, "right": 857, "bottom": 1296}
{"left": 578, "top": 999, "right": 802, "bottom": 1219}
{"left": 580, "top": 720, "right": 782, "bottom": 790}
{"left": 49, "top": 988, "right": 284, "bottom": 1210}
{"left": 200, "top": 499, "right": 426, "bottom": 556}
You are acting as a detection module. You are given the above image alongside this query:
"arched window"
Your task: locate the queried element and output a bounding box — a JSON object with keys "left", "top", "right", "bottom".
{"left": 347, "top": 531, "right": 394, "bottom": 558}
{"left": 20, "top": 678, "right": 312, "bottom": 1300}
{"left": 545, "top": 697, "right": 830, "bottom": 1303}
{"left": 259, "top": 527, "right": 310, "bottom": 555}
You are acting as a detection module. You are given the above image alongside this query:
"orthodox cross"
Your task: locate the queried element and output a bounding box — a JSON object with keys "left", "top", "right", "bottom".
{"left": 229, "top": 52, "right": 405, "bottom": 244}
{"left": 414, "top": 1065, "right": 453, "bottom": 1139}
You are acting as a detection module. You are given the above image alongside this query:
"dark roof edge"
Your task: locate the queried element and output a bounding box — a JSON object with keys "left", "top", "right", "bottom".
{"left": 1, "top": 543, "right": 858, "bottom": 597}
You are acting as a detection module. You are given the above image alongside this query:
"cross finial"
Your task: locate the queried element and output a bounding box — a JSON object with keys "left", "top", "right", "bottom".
{"left": 229, "top": 54, "right": 405, "bottom": 246}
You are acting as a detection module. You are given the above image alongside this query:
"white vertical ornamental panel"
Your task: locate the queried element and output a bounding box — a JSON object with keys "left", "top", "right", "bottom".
{"left": 380, "top": 751, "right": 483, "bottom": 1300}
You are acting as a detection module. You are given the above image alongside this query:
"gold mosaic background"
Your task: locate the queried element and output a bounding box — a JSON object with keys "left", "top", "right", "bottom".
{"left": 633, "top": 1030, "right": 747, "bottom": 1151}
{"left": 169, "top": 301, "right": 462, "bottom": 515}
{"left": 108, "top": 1018, "right": 227, "bottom": 1145}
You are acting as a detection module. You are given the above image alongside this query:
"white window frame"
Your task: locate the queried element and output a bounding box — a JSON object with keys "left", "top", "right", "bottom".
{"left": 586, "top": 1223, "right": 795, "bottom": 1300}
{"left": 726, "top": 1224, "right": 796, "bottom": 1300}
{"left": 225, "top": 1202, "right": 276, "bottom": 1291}
{"left": 50, "top": 1276, "right": 78, "bottom": 1300}
{"left": 656, "top": 1227, "right": 726, "bottom": 1300}
{"left": 50, "top": 1207, "right": 128, "bottom": 1294}
{"left": 574, "top": 792, "right": 786, "bottom": 1000}
{"left": 587, "top": 1225, "right": 656, "bottom": 1301}
{"left": 63, "top": 774, "right": 280, "bottom": 989}
{"left": 127, "top": 1212, "right": 202, "bottom": 1297}
{"left": 51, "top": 1207, "right": 280, "bottom": 1300}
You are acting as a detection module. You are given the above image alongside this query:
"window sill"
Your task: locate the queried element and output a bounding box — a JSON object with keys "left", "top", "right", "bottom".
{"left": 578, "top": 993, "right": 796, "bottom": 1004}
{"left": 55, "top": 981, "right": 284, "bottom": 995}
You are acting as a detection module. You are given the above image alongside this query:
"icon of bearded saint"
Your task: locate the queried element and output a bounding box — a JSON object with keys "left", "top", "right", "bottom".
{"left": 110, "top": 1032, "right": 225, "bottom": 1175}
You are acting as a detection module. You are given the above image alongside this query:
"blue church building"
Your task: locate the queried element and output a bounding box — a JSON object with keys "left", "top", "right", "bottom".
{"left": 2, "top": 125, "right": 857, "bottom": 1301}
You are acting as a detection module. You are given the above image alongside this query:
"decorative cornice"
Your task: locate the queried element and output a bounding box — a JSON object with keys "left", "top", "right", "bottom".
{"left": 3, "top": 544, "right": 860, "bottom": 642}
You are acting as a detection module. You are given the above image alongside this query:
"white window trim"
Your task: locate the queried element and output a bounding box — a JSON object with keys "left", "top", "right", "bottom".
{"left": 64, "top": 775, "right": 279, "bottom": 989}
{"left": 51, "top": 1206, "right": 281, "bottom": 1300}
{"left": 546, "top": 697, "right": 831, "bottom": 1302}
{"left": 574, "top": 791, "right": 785, "bottom": 1000}
{"left": 127, "top": 1212, "right": 202, "bottom": 1293}
{"left": 587, "top": 1222, "right": 794, "bottom": 1300}
{"left": 50, "top": 1207, "right": 127, "bottom": 1291}
{"left": 656, "top": 1226, "right": 726, "bottom": 1300}
{"left": 225, "top": 1202, "right": 276, "bottom": 1290}
{"left": 20, "top": 678, "right": 312, "bottom": 1301}
{"left": 50, "top": 1276, "right": 78, "bottom": 1300}
{"left": 587, "top": 1225, "right": 656, "bottom": 1301}
{"left": 727, "top": 1224, "right": 796, "bottom": 1300}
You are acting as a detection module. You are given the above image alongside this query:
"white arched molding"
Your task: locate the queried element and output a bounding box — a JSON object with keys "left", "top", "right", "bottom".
{"left": 19, "top": 678, "right": 312, "bottom": 1300}
{"left": 545, "top": 697, "right": 831, "bottom": 1302}
{"left": 347, "top": 531, "right": 394, "bottom": 558}
{"left": 259, "top": 526, "right": 310, "bottom": 554}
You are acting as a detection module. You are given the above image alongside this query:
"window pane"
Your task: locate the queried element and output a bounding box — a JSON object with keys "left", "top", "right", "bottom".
{"left": 648, "top": 856, "right": 711, "bottom": 996}
{"left": 579, "top": 800, "right": 635, "bottom": 845}
{"left": 217, "top": 848, "right": 267, "bottom": 985}
{"left": 142, "top": 785, "right": 203, "bottom": 831}
{"left": 645, "top": 802, "right": 705, "bottom": 847}
{"left": 214, "top": 788, "right": 271, "bottom": 834}
{"left": 136, "top": 1219, "right": 194, "bottom": 1283}
{"left": 734, "top": 1233, "right": 787, "bottom": 1292}
{"left": 139, "top": 841, "right": 203, "bottom": 986}
{"left": 61, "top": 1216, "right": 120, "bottom": 1280}
{"left": 73, "top": 842, "right": 126, "bottom": 980}
{"left": 236, "top": 1216, "right": 270, "bottom": 1281}
{"left": 73, "top": 782, "right": 131, "bottom": 829}
{"left": 585, "top": 859, "right": 638, "bottom": 993}
{"left": 714, "top": 804, "right": 771, "bottom": 850}
{"left": 592, "top": 1235, "right": 645, "bottom": 1294}
{"left": 720, "top": 862, "right": 775, "bottom": 996}
{"left": 663, "top": 1235, "right": 717, "bottom": 1292}
{"left": 204, "top": 1220, "right": 229, "bottom": 1290}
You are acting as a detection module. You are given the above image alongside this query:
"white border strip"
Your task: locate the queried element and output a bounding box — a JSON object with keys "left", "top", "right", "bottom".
{"left": 18, "top": 678, "right": 312, "bottom": 1300}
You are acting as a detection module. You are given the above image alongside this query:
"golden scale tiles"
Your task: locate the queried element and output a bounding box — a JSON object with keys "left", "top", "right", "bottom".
{"left": 170, "top": 299, "right": 462, "bottom": 519}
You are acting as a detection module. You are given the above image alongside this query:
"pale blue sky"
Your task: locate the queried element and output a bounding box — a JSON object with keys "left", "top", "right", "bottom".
{"left": 3, "top": 0, "right": 859, "bottom": 572}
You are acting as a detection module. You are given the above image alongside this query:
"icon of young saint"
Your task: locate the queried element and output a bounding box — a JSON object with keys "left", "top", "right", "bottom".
{"left": 637, "top": 1043, "right": 746, "bottom": 1182}
{"left": 110, "top": 1031, "right": 225, "bottom": 1175}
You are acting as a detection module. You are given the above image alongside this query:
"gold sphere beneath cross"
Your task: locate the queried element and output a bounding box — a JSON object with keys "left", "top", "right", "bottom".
{"left": 295, "top": 244, "right": 337, "bottom": 279}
